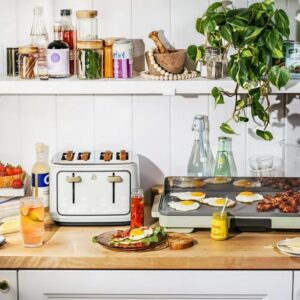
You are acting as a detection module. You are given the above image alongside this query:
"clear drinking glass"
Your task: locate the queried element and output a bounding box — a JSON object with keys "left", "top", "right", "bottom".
{"left": 20, "top": 197, "right": 44, "bottom": 247}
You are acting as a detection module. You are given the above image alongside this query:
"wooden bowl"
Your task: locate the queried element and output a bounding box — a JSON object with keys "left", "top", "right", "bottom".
{"left": 146, "top": 49, "right": 186, "bottom": 75}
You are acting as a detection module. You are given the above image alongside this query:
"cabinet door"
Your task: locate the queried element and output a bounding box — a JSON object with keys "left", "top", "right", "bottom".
{"left": 0, "top": 271, "right": 18, "bottom": 300}
{"left": 19, "top": 270, "right": 292, "bottom": 300}
{"left": 293, "top": 271, "right": 300, "bottom": 300}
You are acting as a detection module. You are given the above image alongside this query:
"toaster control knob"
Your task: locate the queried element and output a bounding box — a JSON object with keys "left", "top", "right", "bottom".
{"left": 107, "top": 176, "right": 123, "bottom": 183}
{"left": 0, "top": 280, "right": 9, "bottom": 292}
{"left": 66, "top": 176, "right": 82, "bottom": 183}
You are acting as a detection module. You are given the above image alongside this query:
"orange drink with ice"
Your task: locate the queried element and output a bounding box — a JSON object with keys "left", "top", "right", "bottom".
{"left": 20, "top": 197, "right": 44, "bottom": 247}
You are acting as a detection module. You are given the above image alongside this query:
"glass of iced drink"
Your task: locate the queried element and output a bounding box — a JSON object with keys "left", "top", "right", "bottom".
{"left": 20, "top": 197, "right": 44, "bottom": 247}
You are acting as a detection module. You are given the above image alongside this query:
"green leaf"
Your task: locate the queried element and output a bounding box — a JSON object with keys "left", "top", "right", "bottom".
{"left": 236, "top": 99, "right": 248, "bottom": 110}
{"left": 228, "top": 19, "right": 247, "bottom": 32}
{"left": 92, "top": 236, "right": 98, "bottom": 243}
{"left": 275, "top": 9, "right": 290, "bottom": 38}
{"left": 207, "top": 2, "right": 223, "bottom": 12}
{"left": 196, "top": 18, "right": 204, "bottom": 34}
{"left": 249, "top": 87, "right": 261, "bottom": 102}
{"left": 241, "top": 49, "right": 253, "bottom": 58}
{"left": 229, "top": 59, "right": 248, "bottom": 87}
{"left": 264, "top": 28, "right": 283, "bottom": 58}
{"left": 211, "top": 87, "right": 224, "bottom": 105}
{"left": 220, "top": 123, "right": 237, "bottom": 135}
{"left": 187, "top": 45, "right": 204, "bottom": 63}
{"left": 220, "top": 24, "right": 233, "bottom": 44}
{"left": 244, "top": 26, "right": 264, "bottom": 44}
{"left": 203, "top": 18, "right": 217, "bottom": 34}
{"left": 268, "top": 65, "right": 290, "bottom": 89}
{"left": 239, "top": 116, "right": 249, "bottom": 122}
{"left": 256, "top": 129, "right": 273, "bottom": 141}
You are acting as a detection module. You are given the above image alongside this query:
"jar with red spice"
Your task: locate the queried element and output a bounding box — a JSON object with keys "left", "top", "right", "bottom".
{"left": 130, "top": 188, "right": 144, "bottom": 228}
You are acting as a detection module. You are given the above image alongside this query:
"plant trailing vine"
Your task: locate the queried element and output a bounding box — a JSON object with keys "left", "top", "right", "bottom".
{"left": 188, "top": 0, "right": 290, "bottom": 141}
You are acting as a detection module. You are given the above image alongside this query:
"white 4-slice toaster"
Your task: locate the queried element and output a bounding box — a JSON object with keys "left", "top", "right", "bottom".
{"left": 50, "top": 151, "right": 139, "bottom": 225}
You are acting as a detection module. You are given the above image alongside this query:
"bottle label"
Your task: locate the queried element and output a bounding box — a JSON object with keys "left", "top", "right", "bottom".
{"left": 47, "top": 49, "right": 70, "bottom": 76}
{"left": 32, "top": 173, "right": 49, "bottom": 207}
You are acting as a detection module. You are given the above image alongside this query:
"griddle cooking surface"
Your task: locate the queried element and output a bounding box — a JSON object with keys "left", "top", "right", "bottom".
{"left": 159, "top": 177, "right": 300, "bottom": 218}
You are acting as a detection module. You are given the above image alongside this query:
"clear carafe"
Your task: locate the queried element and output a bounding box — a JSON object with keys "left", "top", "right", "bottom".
{"left": 76, "top": 10, "right": 98, "bottom": 41}
{"left": 213, "top": 136, "right": 231, "bottom": 177}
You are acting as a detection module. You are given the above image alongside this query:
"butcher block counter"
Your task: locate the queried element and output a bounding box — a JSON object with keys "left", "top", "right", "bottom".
{"left": 1, "top": 220, "right": 300, "bottom": 270}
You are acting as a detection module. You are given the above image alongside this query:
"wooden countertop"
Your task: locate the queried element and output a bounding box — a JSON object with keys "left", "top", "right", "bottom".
{"left": 1, "top": 219, "right": 300, "bottom": 270}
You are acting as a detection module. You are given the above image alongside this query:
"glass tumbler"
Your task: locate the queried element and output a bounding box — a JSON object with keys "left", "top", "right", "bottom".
{"left": 20, "top": 197, "right": 44, "bottom": 247}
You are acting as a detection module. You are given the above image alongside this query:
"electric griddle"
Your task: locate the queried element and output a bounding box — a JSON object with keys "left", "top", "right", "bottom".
{"left": 151, "top": 176, "right": 300, "bottom": 232}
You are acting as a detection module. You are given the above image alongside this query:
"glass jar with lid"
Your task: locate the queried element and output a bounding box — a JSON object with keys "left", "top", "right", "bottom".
{"left": 104, "top": 38, "right": 115, "bottom": 78}
{"left": 207, "top": 47, "right": 223, "bottom": 79}
{"left": 77, "top": 40, "right": 103, "bottom": 79}
{"left": 76, "top": 10, "right": 98, "bottom": 41}
{"left": 18, "top": 46, "right": 38, "bottom": 79}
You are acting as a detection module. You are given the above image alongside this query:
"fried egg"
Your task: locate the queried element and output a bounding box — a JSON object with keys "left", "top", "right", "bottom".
{"left": 235, "top": 191, "right": 264, "bottom": 203}
{"left": 203, "top": 197, "right": 236, "bottom": 207}
{"left": 129, "top": 227, "right": 153, "bottom": 241}
{"left": 204, "top": 177, "right": 232, "bottom": 184}
{"left": 168, "top": 200, "right": 200, "bottom": 211}
{"left": 170, "top": 191, "right": 206, "bottom": 201}
{"left": 233, "top": 179, "right": 261, "bottom": 188}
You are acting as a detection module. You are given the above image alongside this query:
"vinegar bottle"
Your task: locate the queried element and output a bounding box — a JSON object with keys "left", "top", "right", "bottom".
{"left": 32, "top": 143, "right": 50, "bottom": 208}
{"left": 60, "top": 9, "right": 76, "bottom": 75}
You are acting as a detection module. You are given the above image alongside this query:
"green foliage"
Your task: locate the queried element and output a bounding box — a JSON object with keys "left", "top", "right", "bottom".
{"left": 188, "top": 0, "right": 290, "bottom": 141}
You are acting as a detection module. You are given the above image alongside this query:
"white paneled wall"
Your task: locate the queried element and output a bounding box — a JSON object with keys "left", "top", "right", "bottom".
{"left": 0, "top": 0, "right": 300, "bottom": 197}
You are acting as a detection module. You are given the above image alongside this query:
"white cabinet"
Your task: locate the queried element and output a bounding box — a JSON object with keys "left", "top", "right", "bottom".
{"left": 293, "top": 271, "right": 300, "bottom": 300}
{"left": 19, "top": 270, "right": 292, "bottom": 300}
{"left": 0, "top": 271, "right": 18, "bottom": 300}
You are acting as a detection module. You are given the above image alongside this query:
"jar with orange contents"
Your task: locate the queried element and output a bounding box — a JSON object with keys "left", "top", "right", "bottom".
{"left": 130, "top": 188, "right": 144, "bottom": 228}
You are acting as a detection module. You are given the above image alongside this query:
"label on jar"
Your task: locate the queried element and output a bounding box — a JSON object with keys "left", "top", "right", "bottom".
{"left": 32, "top": 173, "right": 49, "bottom": 207}
{"left": 113, "top": 41, "right": 133, "bottom": 78}
{"left": 286, "top": 42, "right": 300, "bottom": 79}
{"left": 211, "top": 218, "right": 228, "bottom": 240}
{"left": 47, "top": 49, "right": 70, "bottom": 76}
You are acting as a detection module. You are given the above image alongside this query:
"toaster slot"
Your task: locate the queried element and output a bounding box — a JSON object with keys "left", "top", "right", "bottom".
{"left": 61, "top": 151, "right": 75, "bottom": 161}
{"left": 100, "top": 151, "right": 113, "bottom": 161}
{"left": 77, "top": 151, "right": 91, "bottom": 161}
{"left": 116, "top": 150, "right": 128, "bottom": 161}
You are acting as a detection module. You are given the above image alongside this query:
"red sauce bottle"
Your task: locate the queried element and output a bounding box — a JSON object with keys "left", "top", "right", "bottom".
{"left": 130, "top": 189, "right": 144, "bottom": 228}
{"left": 60, "top": 9, "right": 76, "bottom": 75}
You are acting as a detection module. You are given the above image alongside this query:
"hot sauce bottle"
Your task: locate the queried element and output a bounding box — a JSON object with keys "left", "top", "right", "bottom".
{"left": 130, "top": 189, "right": 144, "bottom": 228}
{"left": 60, "top": 9, "right": 76, "bottom": 75}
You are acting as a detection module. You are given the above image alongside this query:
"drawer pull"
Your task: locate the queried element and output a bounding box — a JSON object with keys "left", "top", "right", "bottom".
{"left": 0, "top": 280, "right": 9, "bottom": 292}
{"left": 107, "top": 176, "right": 123, "bottom": 183}
{"left": 66, "top": 176, "right": 82, "bottom": 183}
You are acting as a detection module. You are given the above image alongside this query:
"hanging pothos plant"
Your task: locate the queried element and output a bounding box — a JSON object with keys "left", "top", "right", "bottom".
{"left": 188, "top": 0, "right": 290, "bottom": 141}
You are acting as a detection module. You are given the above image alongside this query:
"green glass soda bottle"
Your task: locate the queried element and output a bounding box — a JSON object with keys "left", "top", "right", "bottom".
{"left": 213, "top": 136, "right": 231, "bottom": 177}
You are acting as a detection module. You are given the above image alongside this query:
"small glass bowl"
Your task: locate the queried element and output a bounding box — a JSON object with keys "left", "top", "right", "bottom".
{"left": 249, "top": 155, "right": 273, "bottom": 171}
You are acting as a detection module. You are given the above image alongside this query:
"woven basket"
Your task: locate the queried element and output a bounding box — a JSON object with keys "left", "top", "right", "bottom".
{"left": 0, "top": 172, "right": 25, "bottom": 188}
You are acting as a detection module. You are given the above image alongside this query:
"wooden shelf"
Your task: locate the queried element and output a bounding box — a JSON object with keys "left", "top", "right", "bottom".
{"left": 0, "top": 75, "right": 298, "bottom": 95}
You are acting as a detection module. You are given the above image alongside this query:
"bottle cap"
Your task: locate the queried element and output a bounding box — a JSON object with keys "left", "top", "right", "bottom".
{"left": 18, "top": 46, "right": 38, "bottom": 54}
{"left": 53, "top": 22, "right": 62, "bottom": 32}
{"left": 76, "top": 10, "right": 97, "bottom": 18}
{"left": 77, "top": 40, "right": 103, "bottom": 49}
{"left": 36, "top": 143, "right": 45, "bottom": 153}
{"left": 60, "top": 9, "right": 72, "bottom": 16}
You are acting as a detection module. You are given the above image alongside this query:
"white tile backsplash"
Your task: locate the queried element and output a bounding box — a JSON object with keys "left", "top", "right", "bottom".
{"left": 0, "top": 0, "right": 299, "bottom": 190}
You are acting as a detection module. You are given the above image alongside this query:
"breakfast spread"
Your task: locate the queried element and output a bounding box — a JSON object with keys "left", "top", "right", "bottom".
{"left": 0, "top": 162, "right": 24, "bottom": 188}
{"left": 167, "top": 232, "right": 195, "bottom": 250}
{"left": 93, "top": 226, "right": 167, "bottom": 251}
{"left": 235, "top": 192, "right": 264, "bottom": 203}
{"left": 168, "top": 200, "right": 200, "bottom": 211}
{"left": 256, "top": 190, "right": 300, "bottom": 213}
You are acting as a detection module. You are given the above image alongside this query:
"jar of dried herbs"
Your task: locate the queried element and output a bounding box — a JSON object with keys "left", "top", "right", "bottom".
{"left": 77, "top": 40, "right": 103, "bottom": 79}
{"left": 207, "top": 48, "right": 223, "bottom": 79}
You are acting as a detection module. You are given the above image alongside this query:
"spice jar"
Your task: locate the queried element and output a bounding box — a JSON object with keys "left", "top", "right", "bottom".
{"left": 77, "top": 40, "right": 103, "bottom": 79}
{"left": 207, "top": 48, "right": 223, "bottom": 79}
{"left": 76, "top": 10, "right": 98, "bottom": 41}
{"left": 18, "top": 46, "right": 38, "bottom": 79}
{"left": 104, "top": 38, "right": 114, "bottom": 78}
{"left": 7, "top": 47, "right": 19, "bottom": 77}
{"left": 211, "top": 212, "right": 228, "bottom": 241}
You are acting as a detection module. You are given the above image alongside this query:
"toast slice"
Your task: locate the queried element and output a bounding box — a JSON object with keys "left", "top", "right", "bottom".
{"left": 168, "top": 232, "right": 195, "bottom": 250}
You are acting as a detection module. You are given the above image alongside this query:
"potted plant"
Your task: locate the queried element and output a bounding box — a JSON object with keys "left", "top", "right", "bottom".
{"left": 188, "top": 0, "right": 290, "bottom": 141}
